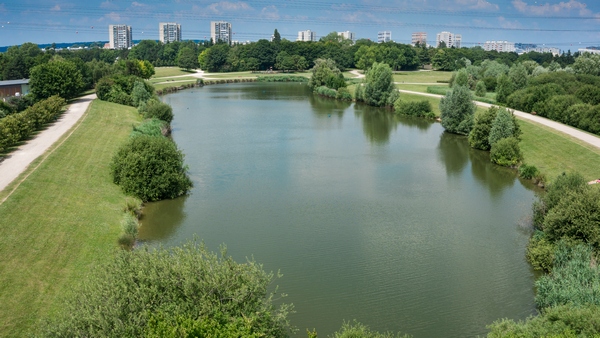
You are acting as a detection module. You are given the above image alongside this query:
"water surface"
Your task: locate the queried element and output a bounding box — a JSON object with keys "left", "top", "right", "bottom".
{"left": 140, "top": 83, "right": 537, "bottom": 337}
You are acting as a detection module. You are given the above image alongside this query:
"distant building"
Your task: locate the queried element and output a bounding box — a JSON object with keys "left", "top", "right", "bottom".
{"left": 0, "top": 79, "right": 30, "bottom": 98}
{"left": 378, "top": 31, "right": 392, "bottom": 43}
{"left": 338, "top": 31, "right": 355, "bottom": 42}
{"left": 436, "top": 31, "right": 461, "bottom": 48}
{"left": 108, "top": 25, "right": 132, "bottom": 49}
{"left": 526, "top": 46, "right": 561, "bottom": 56}
{"left": 211, "top": 21, "right": 232, "bottom": 45}
{"left": 297, "top": 30, "right": 317, "bottom": 42}
{"left": 579, "top": 48, "right": 600, "bottom": 55}
{"left": 159, "top": 22, "right": 181, "bottom": 43}
{"left": 411, "top": 32, "right": 427, "bottom": 46}
{"left": 483, "top": 41, "right": 515, "bottom": 52}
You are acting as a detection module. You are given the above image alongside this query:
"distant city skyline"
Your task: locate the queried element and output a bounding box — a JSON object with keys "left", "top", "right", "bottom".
{"left": 1, "top": 0, "right": 600, "bottom": 50}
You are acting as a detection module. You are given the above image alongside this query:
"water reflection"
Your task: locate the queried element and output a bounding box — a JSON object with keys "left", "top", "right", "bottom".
{"left": 437, "top": 132, "right": 470, "bottom": 176}
{"left": 308, "top": 93, "right": 351, "bottom": 119}
{"left": 468, "top": 148, "right": 517, "bottom": 199}
{"left": 396, "top": 115, "right": 433, "bottom": 132}
{"left": 354, "top": 103, "right": 397, "bottom": 145}
{"left": 138, "top": 195, "right": 188, "bottom": 242}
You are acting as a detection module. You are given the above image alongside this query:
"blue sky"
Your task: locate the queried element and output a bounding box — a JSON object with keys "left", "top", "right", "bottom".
{"left": 1, "top": 0, "right": 600, "bottom": 49}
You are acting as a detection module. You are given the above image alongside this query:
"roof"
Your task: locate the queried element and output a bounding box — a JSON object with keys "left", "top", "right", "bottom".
{"left": 0, "top": 79, "right": 29, "bottom": 86}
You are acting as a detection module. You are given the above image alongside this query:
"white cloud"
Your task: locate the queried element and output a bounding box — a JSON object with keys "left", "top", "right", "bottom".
{"left": 455, "top": 0, "right": 499, "bottom": 10}
{"left": 99, "top": 12, "right": 124, "bottom": 22}
{"left": 131, "top": 2, "right": 146, "bottom": 7}
{"left": 207, "top": 1, "right": 251, "bottom": 14}
{"left": 51, "top": 4, "right": 61, "bottom": 11}
{"left": 512, "top": 0, "right": 592, "bottom": 16}
{"left": 260, "top": 6, "right": 279, "bottom": 20}
{"left": 100, "top": 1, "right": 117, "bottom": 9}
{"left": 497, "top": 16, "right": 522, "bottom": 29}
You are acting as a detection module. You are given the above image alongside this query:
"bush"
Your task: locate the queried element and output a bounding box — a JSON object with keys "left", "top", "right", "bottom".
{"left": 487, "top": 304, "right": 600, "bottom": 337}
{"left": 526, "top": 231, "right": 555, "bottom": 272}
{"left": 495, "top": 74, "right": 514, "bottom": 104}
{"left": 533, "top": 172, "right": 587, "bottom": 229}
{"left": 38, "top": 241, "right": 293, "bottom": 337}
{"left": 131, "top": 118, "right": 170, "bottom": 138}
{"left": 483, "top": 76, "right": 497, "bottom": 91}
{"left": 331, "top": 320, "right": 410, "bottom": 338}
{"left": 453, "top": 69, "right": 468, "bottom": 88}
{"left": 575, "top": 84, "right": 600, "bottom": 105}
{"left": 314, "top": 86, "right": 338, "bottom": 99}
{"left": 394, "top": 99, "right": 434, "bottom": 118}
{"left": 518, "top": 163, "right": 539, "bottom": 179}
{"left": 111, "top": 135, "right": 192, "bottom": 202}
{"left": 256, "top": 75, "right": 308, "bottom": 82}
{"left": 490, "top": 137, "right": 522, "bottom": 167}
{"left": 96, "top": 75, "right": 154, "bottom": 107}
{"left": 440, "top": 85, "right": 475, "bottom": 135}
{"left": 535, "top": 243, "right": 600, "bottom": 309}
{"left": 336, "top": 87, "right": 353, "bottom": 101}
{"left": 138, "top": 99, "right": 174, "bottom": 123}
{"left": 362, "top": 62, "right": 397, "bottom": 107}
{"left": 131, "top": 80, "right": 152, "bottom": 107}
{"left": 475, "top": 80, "right": 486, "bottom": 97}
{"left": 468, "top": 106, "right": 497, "bottom": 151}
{"left": 534, "top": 94, "right": 581, "bottom": 124}
{"left": 543, "top": 187, "right": 600, "bottom": 248}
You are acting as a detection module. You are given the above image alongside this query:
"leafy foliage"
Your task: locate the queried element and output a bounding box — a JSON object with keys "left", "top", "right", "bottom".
{"left": 394, "top": 99, "right": 434, "bottom": 118}
{"left": 475, "top": 80, "right": 486, "bottom": 97}
{"left": 518, "top": 163, "right": 539, "bottom": 180}
{"left": 536, "top": 243, "right": 600, "bottom": 309}
{"left": 331, "top": 320, "right": 411, "bottom": 338}
{"left": 495, "top": 74, "right": 514, "bottom": 104}
{"left": 111, "top": 135, "right": 192, "bottom": 202}
{"left": 131, "top": 80, "right": 152, "bottom": 107}
{"left": 96, "top": 75, "right": 154, "bottom": 107}
{"left": 138, "top": 99, "right": 174, "bottom": 123}
{"left": 488, "top": 108, "right": 516, "bottom": 146}
{"left": 487, "top": 304, "right": 600, "bottom": 337}
{"left": 38, "top": 241, "right": 293, "bottom": 337}
{"left": 131, "top": 118, "right": 169, "bottom": 138}
{"left": 308, "top": 58, "right": 342, "bottom": 90}
{"left": 489, "top": 137, "right": 522, "bottom": 167}
{"left": 468, "top": 106, "right": 497, "bottom": 151}
{"left": 361, "top": 62, "right": 398, "bottom": 107}
{"left": 532, "top": 172, "right": 587, "bottom": 229}
{"left": 526, "top": 231, "right": 555, "bottom": 272}
{"left": 30, "top": 59, "right": 84, "bottom": 99}
{"left": 440, "top": 85, "right": 475, "bottom": 135}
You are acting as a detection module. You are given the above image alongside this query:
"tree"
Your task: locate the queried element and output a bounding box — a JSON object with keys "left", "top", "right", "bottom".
{"left": 508, "top": 63, "right": 528, "bottom": 91}
{"left": 572, "top": 52, "right": 600, "bottom": 76}
{"left": 354, "top": 45, "right": 376, "bottom": 71}
{"left": 362, "top": 62, "right": 397, "bottom": 107}
{"left": 475, "top": 80, "right": 486, "bottom": 97}
{"left": 308, "top": 58, "right": 341, "bottom": 90}
{"left": 453, "top": 68, "right": 468, "bottom": 88}
{"left": 440, "top": 85, "right": 475, "bottom": 135}
{"left": 111, "top": 135, "right": 192, "bottom": 202}
{"left": 273, "top": 29, "right": 281, "bottom": 43}
{"left": 131, "top": 80, "right": 152, "bottom": 107}
{"left": 468, "top": 106, "right": 498, "bottom": 150}
{"left": 495, "top": 74, "right": 514, "bottom": 104}
{"left": 488, "top": 108, "right": 516, "bottom": 146}
{"left": 490, "top": 137, "right": 522, "bottom": 167}
{"left": 30, "top": 59, "right": 84, "bottom": 100}
{"left": 38, "top": 241, "right": 293, "bottom": 337}
{"left": 177, "top": 46, "right": 199, "bottom": 70}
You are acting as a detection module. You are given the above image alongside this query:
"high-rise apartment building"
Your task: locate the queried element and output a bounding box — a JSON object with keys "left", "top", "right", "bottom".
{"left": 108, "top": 24, "right": 132, "bottom": 49}
{"left": 436, "top": 31, "right": 461, "bottom": 48}
{"left": 211, "top": 21, "right": 232, "bottom": 45}
{"left": 297, "top": 30, "right": 317, "bottom": 42}
{"left": 483, "top": 41, "right": 515, "bottom": 52}
{"left": 411, "top": 32, "right": 427, "bottom": 46}
{"left": 378, "top": 31, "right": 392, "bottom": 43}
{"left": 159, "top": 22, "right": 181, "bottom": 43}
{"left": 338, "top": 31, "right": 355, "bottom": 42}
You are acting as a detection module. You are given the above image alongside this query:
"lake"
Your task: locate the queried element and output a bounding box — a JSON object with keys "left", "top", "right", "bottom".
{"left": 140, "top": 82, "right": 538, "bottom": 337}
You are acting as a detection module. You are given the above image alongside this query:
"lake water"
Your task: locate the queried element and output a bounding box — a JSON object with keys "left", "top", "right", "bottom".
{"left": 140, "top": 82, "right": 538, "bottom": 337}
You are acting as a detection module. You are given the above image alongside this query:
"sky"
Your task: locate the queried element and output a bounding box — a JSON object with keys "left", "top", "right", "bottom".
{"left": 1, "top": 0, "right": 600, "bottom": 49}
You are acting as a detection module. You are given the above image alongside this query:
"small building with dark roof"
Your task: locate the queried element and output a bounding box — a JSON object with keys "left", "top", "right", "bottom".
{"left": 0, "top": 79, "right": 30, "bottom": 98}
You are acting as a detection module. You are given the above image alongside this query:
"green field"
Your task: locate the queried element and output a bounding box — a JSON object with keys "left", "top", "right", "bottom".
{"left": 0, "top": 100, "right": 140, "bottom": 337}
{"left": 397, "top": 84, "right": 448, "bottom": 93}
{"left": 149, "top": 76, "right": 198, "bottom": 85}
{"left": 392, "top": 70, "right": 452, "bottom": 83}
{"left": 152, "top": 67, "right": 196, "bottom": 78}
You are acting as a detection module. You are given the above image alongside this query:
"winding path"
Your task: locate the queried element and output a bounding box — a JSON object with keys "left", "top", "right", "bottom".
{"left": 399, "top": 89, "right": 600, "bottom": 150}
{"left": 0, "top": 94, "right": 96, "bottom": 194}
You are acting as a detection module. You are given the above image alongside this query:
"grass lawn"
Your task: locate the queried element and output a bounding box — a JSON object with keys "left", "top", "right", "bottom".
{"left": 153, "top": 81, "right": 198, "bottom": 91}
{"left": 152, "top": 67, "right": 195, "bottom": 78}
{"left": 0, "top": 100, "right": 140, "bottom": 337}
{"left": 397, "top": 84, "right": 447, "bottom": 93}
{"left": 519, "top": 119, "right": 600, "bottom": 182}
{"left": 392, "top": 70, "right": 452, "bottom": 84}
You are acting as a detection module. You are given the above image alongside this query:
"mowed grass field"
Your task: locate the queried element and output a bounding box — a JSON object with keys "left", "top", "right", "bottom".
{"left": 152, "top": 67, "right": 196, "bottom": 78}
{"left": 0, "top": 100, "right": 140, "bottom": 337}
{"left": 393, "top": 70, "right": 452, "bottom": 83}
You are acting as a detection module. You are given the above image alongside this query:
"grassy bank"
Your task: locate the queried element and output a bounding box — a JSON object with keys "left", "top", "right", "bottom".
{"left": 0, "top": 100, "right": 140, "bottom": 337}
{"left": 152, "top": 67, "right": 196, "bottom": 78}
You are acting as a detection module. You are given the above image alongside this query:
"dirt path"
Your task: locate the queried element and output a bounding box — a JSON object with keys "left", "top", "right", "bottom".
{"left": 399, "top": 89, "right": 600, "bottom": 150}
{"left": 0, "top": 94, "right": 96, "bottom": 193}
{"left": 350, "top": 70, "right": 365, "bottom": 79}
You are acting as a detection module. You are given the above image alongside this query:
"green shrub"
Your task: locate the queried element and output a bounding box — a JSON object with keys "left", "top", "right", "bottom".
{"left": 139, "top": 99, "right": 174, "bottom": 123}
{"left": 475, "top": 80, "right": 487, "bottom": 97}
{"left": 131, "top": 80, "right": 152, "bottom": 107}
{"left": 38, "top": 241, "right": 293, "bottom": 337}
{"left": 518, "top": 163, "right": 539, "bottom": 179}
{"left": 394, "top": 99, "right": 434, "bottom": 118}
{"left": 495, "top": 74, "right": 514, "bottom": 104}
{"left": 336, "top": 87, "right": 353, "bottom": 101}
{"left": 543, "top": 187, "right": 600, "bottom": 248}
{"left": 256, "top": 75, "right": 308, "bottom": 82}
{"left": 488, "top": 108, "right": 516, "bottom": 146}
{"left": 468, "top": 106, "right": 497, "bottom": 151}
{"left": 106, "top": 87, "right": 133, "bottom": 106}
{"left": 362, "top": 62, "right": 397, "bottom": 107}
{"left": 575, "top": 84, "right": 600, "bottom": 105}
{"left": 535, "top": 243, "right": 600, "bottom": 309}
{"left": 487, "top": 304, "right": 600, "bottom": 337}
{"left": 131, "top": 118, "right": 169, "bottom": 138}
{"left": 534, "top": 94, "right": 581, "bottom": 124}
{"left": 453, "top": 69, "right": 468, "bottom": 88}
{"left": 526, "top": 231, "right": 555, "bottom": 272}
{"left": 314, "top": 86, "right": 338, "bottom": 98}
{"left": 331, "top": 320, "right": 410, "bottom": 338}
{"left": 533, "top": 172, "right": 587, "bottom": 229}
{"left": 95, "top": 77, "right": 114, "bottom": 101}
{"left": 96, "top": 75, "right": 154, "bottom": 107}
{"left": 490, "top": 137, "right": 522, "bottom": 167}
{"left": 111, "top": 135, "right": 192, "bottom": 202}
{"left": 483, "top": 77, "right": 497, "bottom": 91}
